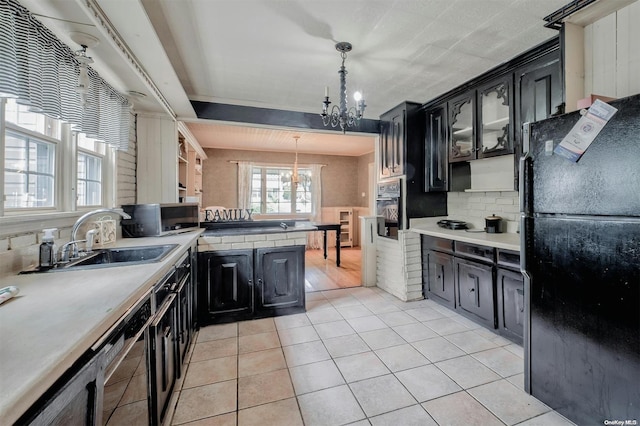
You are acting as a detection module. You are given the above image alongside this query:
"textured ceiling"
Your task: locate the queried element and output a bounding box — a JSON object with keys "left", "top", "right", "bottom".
{"left": 143, "top": 0, "right": 568, "bottom": 118}
{"left": 17, "top": 0, "right": 574, "bottom": 156}
{"left": 144, "top": 0, "right": 568, "bottom": 155}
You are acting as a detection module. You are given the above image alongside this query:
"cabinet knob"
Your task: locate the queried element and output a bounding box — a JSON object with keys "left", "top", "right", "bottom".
{"left": 469, "top": 288, "right": 475, "bottom": 292}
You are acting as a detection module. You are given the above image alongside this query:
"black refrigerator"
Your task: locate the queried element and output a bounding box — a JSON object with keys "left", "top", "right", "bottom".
{"left": 520, "top": 94, "right": 640, "bottom": 425}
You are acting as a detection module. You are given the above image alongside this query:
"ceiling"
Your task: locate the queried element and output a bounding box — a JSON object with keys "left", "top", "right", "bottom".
{"left": 18, "top": 0, "right": 573, "bottom": 156}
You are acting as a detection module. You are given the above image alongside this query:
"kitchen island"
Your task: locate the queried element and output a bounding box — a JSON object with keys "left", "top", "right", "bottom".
{"left": 197, "top": 221, "right": 316, "bottom": 324}
{"left": 0, "top": 230, "right": 202, "bottom": 425}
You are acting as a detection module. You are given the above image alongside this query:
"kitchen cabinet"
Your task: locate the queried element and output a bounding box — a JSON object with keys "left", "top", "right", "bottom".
{"left": 254, "top": 246, "right": 305, "bottom": 317}
{"left": 380, "top": 101, "right": 447, "bottom": 219}
{"left": 421, "top": 235, "right": 455, "bottom": 308}
{"left": 448, "top": 76, "right": 513, "bottom": 163}
{"left": 137, "top": 117, "right": 206, "bottom": 204}
{"left": 513, "top": 50, "right": 562, "bottom": 189}
{"left": 424, "top": 104, "right": 448, "bottom": 192}
{"left": 198, "top": 245, "right": 305, "bottom": 324}
{"left": 422, "top": 236, "right": 510, "bottom": 332}
{"left": 379, "top": 105, "right": 405, "bottom": 178}
{"left": 198, "top": 249, "right": 254, "bottom": 321}
{"left": 176, "top": 249, "right": 194, "bottom": 370}
{"left": 149, "top": 293, "right": 177, "bottom": 426}
{"left": 18, "top": 352, "right": 104, "bottom": 425}
{"left": 423, "top": 250, "right": 455, "bottom": 309}
{"left": 454, "top": 257, "right": 495, "bottom": 329}
{"left": 453, "top": 241, "right": 496, "bottom": 329}
{"left": 496, "top": 249, "right": 524, "bottom": 344}
{"left": 478, "top": 76, "right": 513, "bottom": 158}
{"left": 448, "top": 93, "right": 475, "bottom": 162}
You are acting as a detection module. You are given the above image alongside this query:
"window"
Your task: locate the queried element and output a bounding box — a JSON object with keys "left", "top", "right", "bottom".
{"left": 4, "top": 131, "right": 56, "bottom": 209}
{"left": 250, "top": 166, "right": 312, "bottom": 214}
{"left": 1, "top": 98, "right": 114, "bottom": 216}
{"left": 76, "top": 133, "right": 104, "bottom": 207}
{"left": 3, "top": 99, "right": 59, "bottom": 210}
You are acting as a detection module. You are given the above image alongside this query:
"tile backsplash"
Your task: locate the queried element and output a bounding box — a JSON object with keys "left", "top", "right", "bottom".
{"left": 447, "top": 190, "right": 519, "bottom": 233}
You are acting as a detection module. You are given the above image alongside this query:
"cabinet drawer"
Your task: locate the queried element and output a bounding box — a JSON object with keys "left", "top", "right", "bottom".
{"left": 455, "top": 241, "right": 494, "bottom": 262}
{"left": 497, "top": 249, "right": 520, "bottom": 269}
{"left": 421, "top": 235, "right": 454, "bottom": 253}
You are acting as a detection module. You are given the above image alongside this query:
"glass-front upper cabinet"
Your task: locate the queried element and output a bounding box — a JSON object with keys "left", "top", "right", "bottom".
{"left": 448, "top": 94, "right": 475, "bottom": 162}
{"left": 478, "top": 77, "right": 513, "bottom": 158}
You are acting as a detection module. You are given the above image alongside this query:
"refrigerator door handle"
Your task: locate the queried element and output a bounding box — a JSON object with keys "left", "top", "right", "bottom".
{"left": 519, "top": 154, "right": 533, "bottom": 215}
{"left": 520, "top": 213, "right": 532, "bottom": 394}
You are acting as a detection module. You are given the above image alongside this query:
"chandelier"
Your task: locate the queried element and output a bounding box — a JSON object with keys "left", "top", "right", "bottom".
{"left": 321, "top": 42, "right": 366, "bottom": 133}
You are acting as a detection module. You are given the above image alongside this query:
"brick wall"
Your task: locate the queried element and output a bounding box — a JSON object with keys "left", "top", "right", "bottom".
{"left": 375, "top": 231, "right": 423, "bottom": 302}
{"left": 447, "top": 190, "right": 519, "bottom": 232}
{"left": 198, "top": 232, "right": 308, "bottom": 252}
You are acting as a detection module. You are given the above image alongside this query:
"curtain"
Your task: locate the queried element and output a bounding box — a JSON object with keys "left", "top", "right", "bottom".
{"left": 307, "top": 163, "right": 323, "bottom": 249}
{"left": 237, "top": 161, "right": 253, "bottom": 210}
{"left": 0, "top": 0, "right": 131, "bottom": 150}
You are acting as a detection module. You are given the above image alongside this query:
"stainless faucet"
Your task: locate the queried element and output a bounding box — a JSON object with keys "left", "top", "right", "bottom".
{"left": 61, "top": 208, "right": 131, "bottom": 262}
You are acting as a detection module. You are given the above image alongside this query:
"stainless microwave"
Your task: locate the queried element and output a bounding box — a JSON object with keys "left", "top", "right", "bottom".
{"left": 121, "top": 203, "right": 199, "bottom": 237}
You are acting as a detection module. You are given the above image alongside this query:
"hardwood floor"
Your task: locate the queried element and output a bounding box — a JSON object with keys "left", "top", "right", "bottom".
{"left": 304, "top": 247, "right": 362, "bottom": 292}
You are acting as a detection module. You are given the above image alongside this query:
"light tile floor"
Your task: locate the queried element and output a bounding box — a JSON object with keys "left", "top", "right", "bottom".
{"left": 169, "top": 287, "right": 576, "bottom": 426}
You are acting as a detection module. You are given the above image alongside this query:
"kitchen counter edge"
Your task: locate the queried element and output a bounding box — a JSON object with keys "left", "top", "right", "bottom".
{"left": 0, "top": 229, "right": 203, "bottom": 425}
{"left": 409, "top": 218, "right": 520, "bottom": 252}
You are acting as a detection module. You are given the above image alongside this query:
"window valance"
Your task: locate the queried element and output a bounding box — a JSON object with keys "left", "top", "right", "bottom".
{"left": 0, "top": 0, "right": 131, "bottom": 150}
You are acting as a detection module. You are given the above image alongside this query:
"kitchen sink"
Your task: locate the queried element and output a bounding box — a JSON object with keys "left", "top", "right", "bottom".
{"left": 58, "top": 244, "right": 179, "bottom": 270}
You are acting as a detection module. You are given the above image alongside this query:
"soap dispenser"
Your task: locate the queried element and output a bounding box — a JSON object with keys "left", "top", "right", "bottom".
{"left": 39, "top": 228, "right": 57, "bottom": 269}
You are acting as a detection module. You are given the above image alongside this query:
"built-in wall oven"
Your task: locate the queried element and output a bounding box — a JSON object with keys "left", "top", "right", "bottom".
{"left": 376, "top": 178, "right": 402, "bottom": 239}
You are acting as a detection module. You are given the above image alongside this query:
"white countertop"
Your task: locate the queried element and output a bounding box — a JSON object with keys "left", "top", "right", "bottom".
{"left": 0, "top": 230, "right": 202, "bottom": 425}
{"left": 410, "top": 217, "right": 520, "bottom": 252}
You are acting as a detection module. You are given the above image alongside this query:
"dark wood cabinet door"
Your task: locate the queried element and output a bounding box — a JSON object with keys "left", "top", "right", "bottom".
{"left": 198, "top": 250, "right": 253, "bottom": 318}
{"left": 380, "top": 120, "right": 391, "bottom": 178}
{"left": 423, "top": 250, "right": 455, "bottom": 309}
{"left": 176, "top": 275, "right": 191, "bottom": 369}
{"left": 380, "top": 104, "right": 406, "bottom": 178}
{"left": 425, "top": 105, "right": 448, "bottom": 191}
{"left": 255, "top": 246, "right": 305, "bottom": 315}
{"left": 478, "top": 76, "right": 514, "bottom": 159}
{"left": 150, "top": 294, "right": 178, "bottom": 426}
{"left": 21, "top": 354, "right": 103, "bottom": 426}
{"left": 455, "top": 257, "right": 496, "bottom": 328}
{"left": 391, "top": 111, "right": 405, "bottom": 176}
{"left": 497, "top": 267, "right": 524, "bottom": 344}
{"left": 448, "top": 93, "right": 476, "bottom": 162}
{"left": 514, "top": 51, "right": 562, "bottom": 188}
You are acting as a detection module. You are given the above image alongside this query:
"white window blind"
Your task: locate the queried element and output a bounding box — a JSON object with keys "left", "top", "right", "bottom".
{"left": 0, "top": 0, "right": 131, "bottom": 150}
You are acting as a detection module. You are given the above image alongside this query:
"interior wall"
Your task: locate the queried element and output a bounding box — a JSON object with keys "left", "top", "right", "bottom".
{"left": 357, "top": 152, "right": 375, "bottom": 208}
{"left": 202, "top": 148, "right": 369, "bottom": 209}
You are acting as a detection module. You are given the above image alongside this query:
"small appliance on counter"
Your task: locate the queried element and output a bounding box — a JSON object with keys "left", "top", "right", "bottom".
{"left": 484, "top": 214, "right": 503, "bottom": 233}
{"left": 436, "top": 219, "right": 468, "bottom": 230}
{"left": 121, "top": 203, "right": 199, "bottom": 237}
